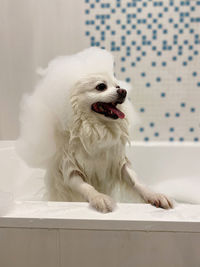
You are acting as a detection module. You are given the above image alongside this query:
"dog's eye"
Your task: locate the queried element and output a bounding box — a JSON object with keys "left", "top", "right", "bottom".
{"left": 95, "top": 83, "right": 107, "bottom": 91}
{"left": 116, "top": 85, "right": 120, "bottom": 88}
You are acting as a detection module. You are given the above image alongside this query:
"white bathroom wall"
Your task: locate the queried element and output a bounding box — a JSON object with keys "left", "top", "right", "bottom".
{"left": 0, "top": 0, "right": 88, "bottom": 139}
{"left": 0, "top": 0, "right": 200, "bottom": 142}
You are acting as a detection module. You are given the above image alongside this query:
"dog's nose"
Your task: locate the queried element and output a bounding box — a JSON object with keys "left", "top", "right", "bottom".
{"left": 117, "top": 89, "right": 127, "bottom": 99}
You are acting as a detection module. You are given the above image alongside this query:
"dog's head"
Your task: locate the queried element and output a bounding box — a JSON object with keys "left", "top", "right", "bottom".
{"left": 17, "top": 47, "right": 137, "bottom": 167}
{"left": 71, "top": 73, "right": 128, "bottom": 121}
{"left": 37, "top": 47, "right": 132, "bottom": 124}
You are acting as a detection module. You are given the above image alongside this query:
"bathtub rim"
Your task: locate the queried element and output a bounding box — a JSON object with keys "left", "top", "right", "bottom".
{"left": 0, "top": 140, "right": 200, "bottom": 150}
{"left": 0, "top": 201, "right": 200, "bottom": 233}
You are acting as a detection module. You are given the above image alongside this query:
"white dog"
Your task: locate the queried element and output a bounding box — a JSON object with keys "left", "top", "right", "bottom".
{"left": 17, "top": 47, "right": 173, "bottom": 212}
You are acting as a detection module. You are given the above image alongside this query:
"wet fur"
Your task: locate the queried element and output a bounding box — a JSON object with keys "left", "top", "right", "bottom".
{"left": 17, "top": 48, "right": 173, "bottom": 212}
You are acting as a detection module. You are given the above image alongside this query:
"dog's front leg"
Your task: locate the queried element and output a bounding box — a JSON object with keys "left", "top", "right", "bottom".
{"left": 122, "top": 162, "right": 173, "bottom": 209}
{"left": 67, "top": 171, "right": 116, "bottom": 213}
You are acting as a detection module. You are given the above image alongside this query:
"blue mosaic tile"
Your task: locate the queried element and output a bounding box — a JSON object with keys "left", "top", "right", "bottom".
{"left": 84, "top": 0, "right": 200, "bottom": 142}
{"left": 165, "top": 112, "right": 170, "bottom": 117}
{"left": 146, "top": 82, "right": 151, "bottom": 87}
{"left": 161, "top": 92, "right": 166, "bottom": 97}
{"left": 180, "top": 102, "right": 186, "bottom": 107}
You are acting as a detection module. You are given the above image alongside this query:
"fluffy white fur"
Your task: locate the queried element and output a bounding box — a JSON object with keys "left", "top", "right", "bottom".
{"left": 17, "top": 47, "right": 173, "bottom": 212}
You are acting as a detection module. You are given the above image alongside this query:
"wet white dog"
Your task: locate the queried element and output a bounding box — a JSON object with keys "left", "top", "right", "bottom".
{"left": 17, "top": 47, "right": 173, "bottom": 212}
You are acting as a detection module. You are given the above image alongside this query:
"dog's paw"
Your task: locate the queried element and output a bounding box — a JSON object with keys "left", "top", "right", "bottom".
{"left": 145, "top": 192, "right": 174, "bottom": 209}
{"left": 89, "top": 193, "right": 116, "bottom": 213}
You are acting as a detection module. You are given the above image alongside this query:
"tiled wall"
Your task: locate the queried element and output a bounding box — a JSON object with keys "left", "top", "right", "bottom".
{"left": 84, "top": 0, "right": 200, "bottom": 142}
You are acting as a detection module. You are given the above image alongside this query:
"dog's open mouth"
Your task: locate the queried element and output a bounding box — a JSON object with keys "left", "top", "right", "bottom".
{"left": 91, "top": 101, "right": 125, "bottom": 119}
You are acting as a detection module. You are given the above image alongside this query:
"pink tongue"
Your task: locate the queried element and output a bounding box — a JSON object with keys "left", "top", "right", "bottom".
{"left": 109, "top": 106, "right": 125, "bottom": 119}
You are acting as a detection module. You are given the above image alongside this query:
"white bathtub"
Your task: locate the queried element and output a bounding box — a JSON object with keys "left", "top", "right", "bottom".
{"left": 0, "top": 141, "right": 200, "bottom": 267}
